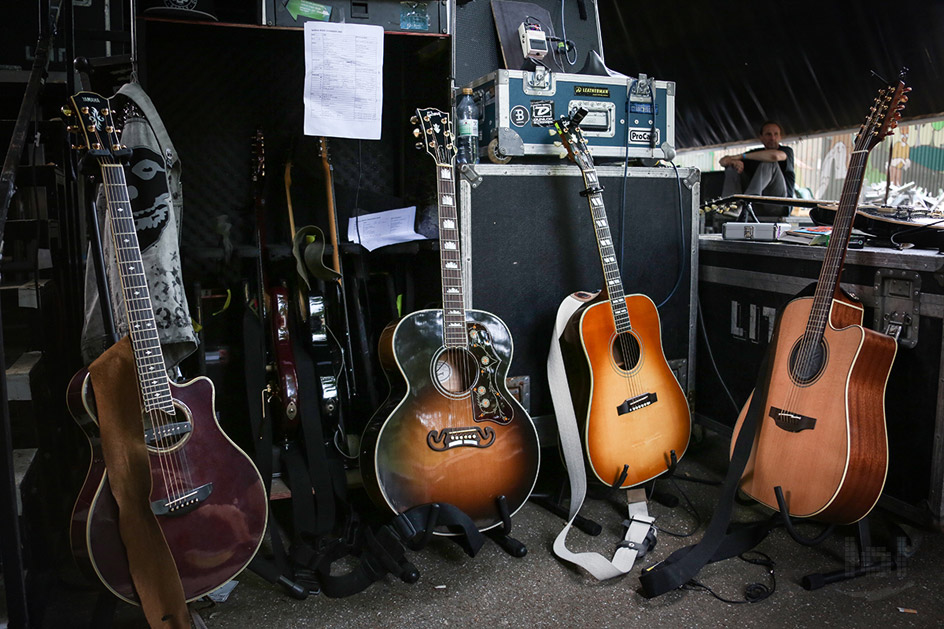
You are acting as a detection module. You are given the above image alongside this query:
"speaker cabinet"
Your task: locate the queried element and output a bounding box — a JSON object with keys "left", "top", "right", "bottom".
{"left": 459, "top": 164, "right": 699, "bottom": 421}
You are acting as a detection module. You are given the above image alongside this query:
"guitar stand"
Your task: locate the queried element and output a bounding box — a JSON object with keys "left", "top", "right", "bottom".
{"left": 485, "top": 495, "right": 528, "bottom": 557}
{"left": 530, "top": 492, "right": 603, "bottom": 536}
{"left": 734, "top": 201, "right": 760, "bottom": 223}
{"left": 88, "top": 591, "right": 119, "bottom": 629}
{"left": 648, "top": 450, "right": 681, "bottom": 509}
{"left": 773, "top": 486, "right": 900, "bottom": 590}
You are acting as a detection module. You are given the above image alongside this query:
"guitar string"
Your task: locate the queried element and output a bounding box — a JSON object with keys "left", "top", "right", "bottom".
{"left": 782, "top": 95, "right": 883, "bottom": 419}
{"left": 101, "top": 160, "right": 186, "bottom": 502}
{"left": 784, "top": 149, "right": 867, "bottom": 417}
{"left": 435, "top": 126, "right": 464, "bottom": 448}
{"left": 106, "top": 160, "right": 191, "bottom": 500}
{"left": 583, "top": 160, "right": 643, "bottom": 409}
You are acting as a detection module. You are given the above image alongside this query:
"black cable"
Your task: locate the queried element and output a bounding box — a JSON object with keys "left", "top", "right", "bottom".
{"left": 697, "top": 296, "right": 741, "bottom": 414}
{"left": 683, "top": 551, "right": 776, "bottom": 604}
{"left": 650, "top": 476, "right": 700, "bottom": 538}
{"left": 889, "top": 217, "right": 944, "bottom": 249}
{"left": 655, "top": 162, "right": 686, "bottom": 309}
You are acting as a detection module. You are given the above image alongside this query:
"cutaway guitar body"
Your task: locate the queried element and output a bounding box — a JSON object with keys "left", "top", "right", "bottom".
{"left": 569, "top": 295, "right": 691, "bottom": 488}
{"left": 731, "top": 294, "right": 896, "bottom": 523}
{"left": 68, "top": 371, "right": 268, "bottom": 603}
{"left": 361, "top": 309, "right": 540, "bottom": 532}
{"left": 730, "top": 76, "right": 909, "bottom": 525}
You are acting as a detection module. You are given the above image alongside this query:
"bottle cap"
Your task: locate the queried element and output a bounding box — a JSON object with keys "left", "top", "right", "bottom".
{"left": 461, "top": 87, "right": 473, "bottom": 95}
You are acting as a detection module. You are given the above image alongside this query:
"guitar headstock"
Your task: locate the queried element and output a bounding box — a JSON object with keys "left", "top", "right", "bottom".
{"left": 63, "top": 91, "right": 128, "bottom": 163}
{"left": 251, "top": 129, "right": 265, "bottom": 184}
{"left": 857, "top": 74, "right": 911, "bottom": 152}
{"left": 552, "top": 108, "right": 593, "bottom": 172}
{"left": 411, "top": 108, "right": 455, "bottom": 166}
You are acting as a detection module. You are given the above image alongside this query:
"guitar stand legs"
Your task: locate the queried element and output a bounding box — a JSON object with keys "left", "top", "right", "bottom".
{"left": 649, "top": 450, "right": 680, "bottom": 509}
{"left": 89, "top": 591, "right": 118, "bottom": 629}
{"left": 801, "top": 519, "right": 897, "bottom": 590}
{"left": 773, "top": 486, "right": 898, "bottom": 591}
{"left": 773, "top": 486, "right": 836, "bottom": 546}
{"left": 530, "top": 495, "right": 603, "bottom": 536}
{"left": 485, "top": 495, "right": 528, "bottom": 558}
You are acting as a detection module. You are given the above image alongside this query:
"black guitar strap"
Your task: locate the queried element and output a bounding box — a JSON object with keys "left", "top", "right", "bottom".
{"left": 639, "top": 344, "right": 778, "bottom": 598}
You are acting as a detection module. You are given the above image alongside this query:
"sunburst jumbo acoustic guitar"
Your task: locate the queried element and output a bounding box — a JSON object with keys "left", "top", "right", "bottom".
{"left": 553, "top": 109, "right": 692, "bottom": 488}
{"left": 360, "top": 108, "right": 540, "bottom": 532}
{"left": 731, "top": 77, "right": 910, "bottom": 524}
{"left": 66, "top": 91, "right": 268, "bottom": 603}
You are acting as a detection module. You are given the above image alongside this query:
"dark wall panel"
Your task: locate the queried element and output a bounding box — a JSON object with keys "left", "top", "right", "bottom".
{"left": 465, "top": 165, "right": 697, "bottom": 417}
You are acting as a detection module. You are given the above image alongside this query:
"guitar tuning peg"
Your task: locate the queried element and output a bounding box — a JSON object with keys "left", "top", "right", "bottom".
{"left": 553, "top": 141, "right": 562, "bottom": 147}
{"left": 410, "top": 115, "right": 418, "bottom": 124}
{"left": 61, "top": 106, "right": 72, "bottom": 117}
{"left": 558, "top": 149, "right": 568, "bottom": 159}
{"left": 548, "top": 128, "right": 557, "bottom": 136}
{"left": 415, "top": 142, "right": 424, "bottom": 150}
{"left": 413, "top": 128, "right": 421, "bottom": 137}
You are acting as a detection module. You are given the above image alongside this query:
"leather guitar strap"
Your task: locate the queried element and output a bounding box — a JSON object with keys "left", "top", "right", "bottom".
{"left": 547, "top": 293, "right": 657, "bottom": 580}
{"left": 638, "top": 335, "right": 779, "bottom": 598}
{"left": 87, "top": 336, "right": 190, "bottom": 628}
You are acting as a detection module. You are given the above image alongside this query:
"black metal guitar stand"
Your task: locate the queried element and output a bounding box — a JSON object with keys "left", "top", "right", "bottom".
{"left": 772, "top": 486, "right": 903, "bottom": 590}
{"left": 486, "top": 495, "right": 527, "bottom": 557}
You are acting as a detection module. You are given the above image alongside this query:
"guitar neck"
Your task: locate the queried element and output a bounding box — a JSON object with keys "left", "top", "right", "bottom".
{"left": 100, "top": 162, "right": 174, "bottom": 414}
{"left": 807, "top": 142, "right": 872, "bottom": 340}
{"left": 580, "top": 165, "right": 632, "bottom": 332}
{"left": 437, "top": 161, "right": 467, "bottom": 348}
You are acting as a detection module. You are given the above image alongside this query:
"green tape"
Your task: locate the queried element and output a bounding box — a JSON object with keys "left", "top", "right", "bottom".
{"left": 285, "top": 0, "right": 331, "bottom": 21}
{"left": 397, "top": 294, "right": 403, "bottom": 318}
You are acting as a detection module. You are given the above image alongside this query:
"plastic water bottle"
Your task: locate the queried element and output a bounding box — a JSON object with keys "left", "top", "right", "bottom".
{"left": 455, "top": 88, "right": 479, "bottom": 165}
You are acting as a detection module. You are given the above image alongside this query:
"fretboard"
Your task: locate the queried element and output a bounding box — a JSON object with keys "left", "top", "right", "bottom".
{"left": 101, "top": 162, "right": 174, "bottom": 414}
{"left": 806, "top": 145, "right": 870, "bottom": 342}
{"left": 581, "top": 166, "right": 631, "bottom": 332}
{"left": 436, "top": 162, "right": 467, "bottom": 348}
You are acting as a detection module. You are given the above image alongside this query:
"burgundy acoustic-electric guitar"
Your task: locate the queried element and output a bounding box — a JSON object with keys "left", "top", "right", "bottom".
{"left": 66, "top": 91, "right": 267, "bottom": 603}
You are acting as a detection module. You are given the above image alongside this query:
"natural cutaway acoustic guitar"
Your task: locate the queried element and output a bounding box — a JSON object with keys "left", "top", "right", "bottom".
{"left": 552, "top": 109, "right": 692, "bottom": 488}
{"left": 731, "top": 76, "right": 910, "bottom": 524}
{"left": 66, "top": 91, "right": 268, "bottom": 603}
{"left": 359, "top": 108, "right": 540, "bottom": 532}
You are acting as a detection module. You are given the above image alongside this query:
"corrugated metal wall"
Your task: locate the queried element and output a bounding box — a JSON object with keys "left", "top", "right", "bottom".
{"left": 677, "top": 116, "right": 944, "bottom": 210}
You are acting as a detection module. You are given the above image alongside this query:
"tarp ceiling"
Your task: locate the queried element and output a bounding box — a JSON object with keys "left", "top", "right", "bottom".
{"left": 597, "top": 0, "right": 944, "bottom": 149}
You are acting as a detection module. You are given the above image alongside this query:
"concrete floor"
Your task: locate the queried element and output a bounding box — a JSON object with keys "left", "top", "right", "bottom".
{"left": 38, "top": 428, "right": 944, "bottom": 628}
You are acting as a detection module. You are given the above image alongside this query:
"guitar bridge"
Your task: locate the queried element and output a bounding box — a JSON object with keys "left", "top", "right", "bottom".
{"left": 427, "top": 426, "right": 495, "bottom": 451}
{"left": 151, "top": 482, "right": 213, "bottom": 517}
{"left": 144, "top": 421, "right": 192, "bottom": 446}
{"left": 617, "top": 392, "right": 658, "bottom": 416}
{"left": 769, "top": 406, "right": 817, "bottom": 432}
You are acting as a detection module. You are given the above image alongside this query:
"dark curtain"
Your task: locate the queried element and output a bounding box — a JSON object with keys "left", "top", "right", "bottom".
{"left": 598, "top": 0, "right": 944, "bottom": 148}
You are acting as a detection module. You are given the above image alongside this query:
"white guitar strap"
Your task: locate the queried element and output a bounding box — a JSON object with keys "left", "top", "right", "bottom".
{"left": 547, "top": 293, "right": 656, "bottom": 580}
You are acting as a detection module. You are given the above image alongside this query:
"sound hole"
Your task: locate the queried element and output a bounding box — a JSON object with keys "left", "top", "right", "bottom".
{"left": 142, "top": 402, "right": 192, "bottom": 451}
{"left": 611, "top": 331, "right": 642, "bottom": 371}
{"left": 433, "top": 347, "right": 479, "bottom": 395}
{"left": 789, "top": 336, "right": 828, "bottom": 386}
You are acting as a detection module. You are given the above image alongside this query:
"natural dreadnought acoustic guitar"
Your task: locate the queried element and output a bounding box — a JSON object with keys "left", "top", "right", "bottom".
{"left": 553, "top": 109, "right": 691, "bottom": 488}
{"left": 66, "top": 91, "right": 268, "bottom": 603}
{"left": 731, "top": 78, "right": 910, "bottom": 524}
{"left": 360, "top": 108, "right": 540, "bottom": 532}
